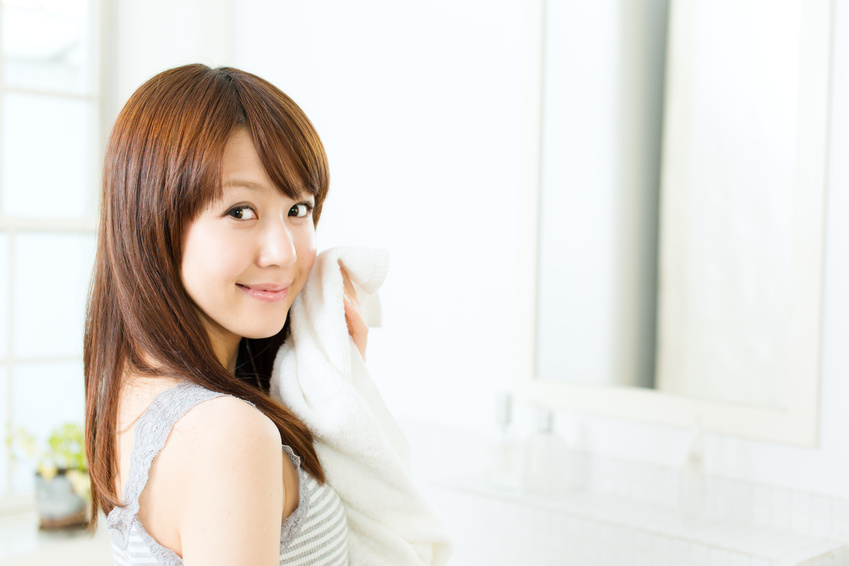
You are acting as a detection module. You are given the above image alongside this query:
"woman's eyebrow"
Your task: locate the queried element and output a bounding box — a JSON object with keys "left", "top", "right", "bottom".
{"left": 222, "top": 178, "right": 266, "bottom": 192}
{"left": 222, "top": 178, "right": 314, "bottom": 203}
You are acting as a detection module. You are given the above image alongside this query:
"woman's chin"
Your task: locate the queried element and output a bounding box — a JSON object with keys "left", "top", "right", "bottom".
{"left": 241, "top": 321, "right": 288, "bottom": 340}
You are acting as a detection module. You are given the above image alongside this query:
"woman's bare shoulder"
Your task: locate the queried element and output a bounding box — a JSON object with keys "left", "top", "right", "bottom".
{"left": 172, "top": 394, "right": 279, "bottom": 443}
{"left": 165, "top": 394, "right": 285, "bottom": 483}
{"left": 158, "top": 395, "right": 288, "bottom": 564}
{"left": 147, "top": 394, "right": 286, "bottom": 501}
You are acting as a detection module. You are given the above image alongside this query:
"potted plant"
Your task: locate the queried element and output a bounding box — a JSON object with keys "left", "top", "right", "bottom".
{"left": 6, "top": 423, "right": 90, "bottom": 529}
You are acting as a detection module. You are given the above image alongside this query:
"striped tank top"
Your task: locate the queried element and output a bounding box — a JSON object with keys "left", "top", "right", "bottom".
{"left": 107, "top": 381, "right": 349, "bottom": 565}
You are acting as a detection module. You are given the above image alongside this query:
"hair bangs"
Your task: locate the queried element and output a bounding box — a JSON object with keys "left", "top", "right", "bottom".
{"left": 225, "top": 68, "right": 330, "bottom": 223}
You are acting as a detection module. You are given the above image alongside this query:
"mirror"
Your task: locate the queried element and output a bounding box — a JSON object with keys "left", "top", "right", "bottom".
{"left": 515, "top": 0, "right": 832, "bottom": 446}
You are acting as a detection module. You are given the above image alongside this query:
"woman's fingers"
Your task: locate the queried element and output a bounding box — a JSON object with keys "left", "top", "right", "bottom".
{"left": 339, "top": 263, "right": 358, "bottom": 307}
{"left": 343, "top": 294, "right": 368, "bottom": 361}
{"left": 339, "top": 262, "right": 357, "bottom": 301}
{"left": 339, "top": 262, "right": 368, "bottom": 360}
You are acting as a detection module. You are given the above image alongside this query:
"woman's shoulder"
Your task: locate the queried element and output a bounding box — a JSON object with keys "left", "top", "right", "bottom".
{"left": 169, "top": 392, "right": 283, "bottom": 462}
{"left": 122, "top": 377, "right": 280, "bottom": 446}
{"left": 143, "top": 387, "right": 286, "bottom": 503}
{"left": 142, "top": 392, "right": 291, "bottom": 562}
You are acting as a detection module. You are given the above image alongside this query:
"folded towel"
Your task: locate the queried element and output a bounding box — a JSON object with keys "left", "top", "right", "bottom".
{"left": 270, "top": 247, "right": 453, "bottom": 566}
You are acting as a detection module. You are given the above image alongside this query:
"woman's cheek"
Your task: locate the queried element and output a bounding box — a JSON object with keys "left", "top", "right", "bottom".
{"left": 297, "top": 227, "right": 317, "bottom": 274}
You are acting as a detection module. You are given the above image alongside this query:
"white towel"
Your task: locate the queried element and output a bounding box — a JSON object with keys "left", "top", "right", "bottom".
{"left": 270, "top": 247, "right": 453, "bottom": 566}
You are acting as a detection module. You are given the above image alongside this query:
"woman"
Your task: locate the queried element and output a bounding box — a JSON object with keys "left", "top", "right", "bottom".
{"left": 84, "top": 64, "right": 363, "bottom": 565}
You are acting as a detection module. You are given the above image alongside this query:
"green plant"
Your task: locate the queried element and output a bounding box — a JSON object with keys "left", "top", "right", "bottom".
{"left": 6, "top": 423, "right": 90, "bottom": 501}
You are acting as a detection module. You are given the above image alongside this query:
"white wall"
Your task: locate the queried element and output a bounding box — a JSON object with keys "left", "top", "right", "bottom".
{"left": 107, "top": 0, "right": 232, "bottom": 122}
{"left": 232, "top": 0, "right": 525, "bottom": 431}
{"left": 231, "top": 0, "right": 849, "bottom": 501}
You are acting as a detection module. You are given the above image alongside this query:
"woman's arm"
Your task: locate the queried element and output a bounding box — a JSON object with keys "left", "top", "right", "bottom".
{"left": 174, "top": 396, "right": 288, "bottom": 566}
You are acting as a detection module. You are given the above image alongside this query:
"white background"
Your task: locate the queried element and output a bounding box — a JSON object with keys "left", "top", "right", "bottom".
{"left": 225, "top": 0, "right": 849, "bottom": 503}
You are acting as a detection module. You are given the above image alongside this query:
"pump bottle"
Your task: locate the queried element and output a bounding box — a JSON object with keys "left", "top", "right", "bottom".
{"left": 487, "top": 393, "right": 522, "bottom": 491}
{"left": 523, "top": 409, "right": 569, "bottom": 497}
{"left": 680, "top": 427, "right": 707, "bottom": 522}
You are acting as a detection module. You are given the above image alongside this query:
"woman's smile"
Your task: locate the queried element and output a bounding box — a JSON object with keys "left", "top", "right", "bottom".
{"left": 236, "top": 283, "right": 291, "bottom": 303}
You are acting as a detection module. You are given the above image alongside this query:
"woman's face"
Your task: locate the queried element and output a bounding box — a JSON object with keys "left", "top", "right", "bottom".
{"left": 181, "top": 128, "right": 317, "bottom": 369}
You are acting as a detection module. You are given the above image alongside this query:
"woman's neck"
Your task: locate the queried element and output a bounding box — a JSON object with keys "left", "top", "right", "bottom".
{"left": 201, "top": 322, "right": 241, "bottom": 375}
{"left": 210, "top": 338, "right": 239, "bottom": 375}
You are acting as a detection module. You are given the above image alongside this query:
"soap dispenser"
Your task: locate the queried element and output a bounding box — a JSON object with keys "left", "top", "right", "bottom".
{"left": 523, "top": 408, "right": 569, "bottom": 497}
{"left": 487, "top": 393, "right": 522, "bottom": 491}
{"left": 679, "top": 426, "right": 707, "bottom": 522}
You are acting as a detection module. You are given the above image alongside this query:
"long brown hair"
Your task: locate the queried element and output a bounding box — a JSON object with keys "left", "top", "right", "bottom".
{"left": 83, "top": 65, "right": 328, "bottom": 532}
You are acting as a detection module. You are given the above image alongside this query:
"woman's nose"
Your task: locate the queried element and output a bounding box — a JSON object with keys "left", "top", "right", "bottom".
{"left": 256, "top": 220, "right": 297, "bottom": 268}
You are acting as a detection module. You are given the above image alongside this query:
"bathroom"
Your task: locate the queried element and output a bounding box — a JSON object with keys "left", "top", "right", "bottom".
{"left": 0, "top": 0, "right": 848, "bottom": 564}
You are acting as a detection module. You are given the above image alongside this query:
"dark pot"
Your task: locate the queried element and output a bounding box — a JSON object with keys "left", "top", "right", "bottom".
{"left": 34, "top": 469, "right": 88, "bottom": 530}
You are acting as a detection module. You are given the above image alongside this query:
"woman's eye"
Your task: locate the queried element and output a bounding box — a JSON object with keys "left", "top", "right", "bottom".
{"left": 289, "top": 203, "right": 313, "bottom": 218}
{"left": 227, "top": 206, "right": 257, "bottom": 220}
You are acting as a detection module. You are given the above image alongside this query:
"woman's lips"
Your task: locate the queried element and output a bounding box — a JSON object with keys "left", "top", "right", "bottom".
{"left": 237, "top": 283, "right": 290, "bottom": 303}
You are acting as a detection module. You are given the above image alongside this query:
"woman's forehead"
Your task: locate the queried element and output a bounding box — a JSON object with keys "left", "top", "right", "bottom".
{"left": 220, "top": 178, "right": 315, "bottom": 201}
{"left": 221, "top": 128, "right": 312, "bottom": 200}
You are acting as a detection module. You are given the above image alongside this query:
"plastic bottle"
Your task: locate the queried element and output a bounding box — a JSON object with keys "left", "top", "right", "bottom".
{"left": 523, "top": 409, "right": 569, "bottom": 497}
{"left": 486, "top": 393, "right": 522, "bottom": 491}
{"left": 679, "top": 426, "right": 707, "bottom": 522}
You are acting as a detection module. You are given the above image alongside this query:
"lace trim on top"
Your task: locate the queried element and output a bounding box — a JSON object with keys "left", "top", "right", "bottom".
{"left": 280, "top": 444, "right": 311, "bottom": 547}
{"left": 106, "top": 381, "right": 310, "bottom": 563}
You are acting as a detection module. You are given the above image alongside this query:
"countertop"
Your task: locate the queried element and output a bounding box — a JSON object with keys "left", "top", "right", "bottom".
{"left": 0, "top": 510, "right": 112, "bottom": 566}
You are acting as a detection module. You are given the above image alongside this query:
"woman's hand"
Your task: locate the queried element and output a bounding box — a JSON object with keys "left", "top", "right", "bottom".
{"left": 340, "top": 262, "right": 368, "bottom": 360}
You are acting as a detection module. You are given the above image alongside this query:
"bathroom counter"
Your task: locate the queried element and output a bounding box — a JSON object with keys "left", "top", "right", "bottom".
{"left": 432, "top": 474, "right": 849, "bottom": 565}
{"left": 401, "top": 422, "right": 849, "bottom": 565}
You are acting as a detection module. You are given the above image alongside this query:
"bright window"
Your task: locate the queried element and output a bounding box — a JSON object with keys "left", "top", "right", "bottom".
{"left": 0, "top": 0, "right": 100, "bottom": 504}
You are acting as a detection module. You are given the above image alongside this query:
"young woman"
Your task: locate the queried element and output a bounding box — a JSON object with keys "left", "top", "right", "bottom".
{"left": 84, "top": 64, "right": 363, "bottom": 565}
